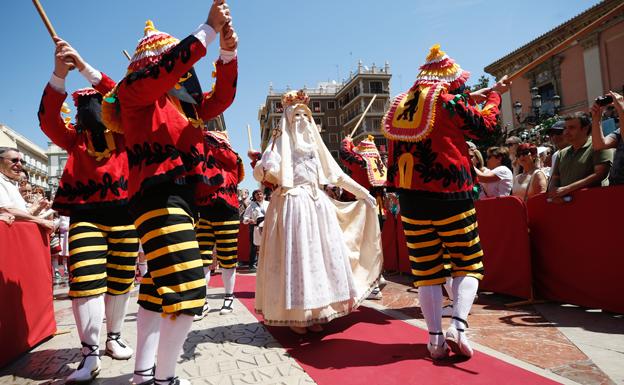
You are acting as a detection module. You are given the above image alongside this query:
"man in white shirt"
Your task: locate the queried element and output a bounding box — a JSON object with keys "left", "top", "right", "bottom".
{"left": 0, "top": 147, "right": 53, "bottom": 231}
{"left": 242, "top": 189, "right": 269, "bottom": 271}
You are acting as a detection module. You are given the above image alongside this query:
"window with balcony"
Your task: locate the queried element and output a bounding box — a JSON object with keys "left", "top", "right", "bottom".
{"left": 274, "top": 101, "right": 283, "bottom": 113}
{"left": 312, "top": 101, "right": 321, "bottom": 113}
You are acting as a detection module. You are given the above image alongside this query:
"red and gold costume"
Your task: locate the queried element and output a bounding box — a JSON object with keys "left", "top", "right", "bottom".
{"left": 383, "top": 44, "right": 500, "bottom": 287}
{"left": 196, "top": 130, "right": 243, "bottom": 269}
{"left": 102, "top": 21, "right": 238, "bottom": 316}
{"left": 382, "top": 44, "right": 503, "bottom": 361}
{"left": 108, "top": 26, "right": 238, "bottom": 202}
{"left": 39, "top": 75, "right": 128, "bottom": 215}
{"left": 38, "top": 76, "right": 139, "bottom": 299}
{"left": 339, "top": 135, "right": 387, "bottom": 204}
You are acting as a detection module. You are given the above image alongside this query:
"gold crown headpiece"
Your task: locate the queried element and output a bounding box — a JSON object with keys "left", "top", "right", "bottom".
{"left": 282, "top": 90, "right": 310, "bottom": 107}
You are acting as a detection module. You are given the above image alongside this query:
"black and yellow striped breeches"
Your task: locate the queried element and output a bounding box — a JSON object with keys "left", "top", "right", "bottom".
{"left": 68, "top": 210, "right": 139, "bottom": 298}
{"left": 398, "top": 194, "right": 484, "bottom": 287}
{"left": 196, "top": 204, "right": 239, "bottom": 269}
{"left": 130, "top": 188, "right": 206, "bottom": 316}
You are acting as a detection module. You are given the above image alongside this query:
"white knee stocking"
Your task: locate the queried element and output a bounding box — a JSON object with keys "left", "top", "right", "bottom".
{"left": 104, "top": 292, "right": 131, "bottom": 334}
{"left": 444, "top": 277, "right": 453, "bottom": 301}
{"left": 418, "top": 285, "right": 444, "bottom": 345}
{"left": 72, "top": 295, "right": 104, "bottom": 348}
{"left": 451, "top": 276, "right": 478, "bottom": 329}
{"left": 133, "top": 307, "right": 161, "bottom": 384}
{"left": 154, "top": 314, "right": 194, "bottom": 383}
{"left": 221, "top": 268, "right": 236, "bottom": 295}
{"left": 203, "top": 266, "right": 211, "bottom": 287}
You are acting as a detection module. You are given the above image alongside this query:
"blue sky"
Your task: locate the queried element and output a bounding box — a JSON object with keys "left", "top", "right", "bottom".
{"left": 0, "top": 0, "right": 598, "bottom": 191}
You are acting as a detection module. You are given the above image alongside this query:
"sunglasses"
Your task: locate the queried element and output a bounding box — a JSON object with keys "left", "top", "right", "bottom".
{"left": 2, "top": 157, "right": 25, "bottom": 165}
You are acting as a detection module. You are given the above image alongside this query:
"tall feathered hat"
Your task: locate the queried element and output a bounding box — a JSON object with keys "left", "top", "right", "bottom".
{"left": 127, "top": 20, "right": 179, "bottom": 74}
{"left": 412, "top": 44, "right": 470, "bottom": 91}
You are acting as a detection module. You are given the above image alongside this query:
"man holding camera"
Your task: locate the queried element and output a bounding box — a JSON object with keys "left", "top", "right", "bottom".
{"left": 548, "top": 111, "right": 612, "bottom": 202}
{"left": 591, "top": 91, "right": 623, "bottom": 186}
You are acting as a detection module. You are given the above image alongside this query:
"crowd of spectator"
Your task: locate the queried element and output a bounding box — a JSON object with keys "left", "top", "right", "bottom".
{"left": 467, "top": 91, "right": 622, "bottom": 202}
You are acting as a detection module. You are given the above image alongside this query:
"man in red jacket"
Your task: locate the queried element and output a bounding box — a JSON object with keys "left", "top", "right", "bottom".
{"left": 383, "top": 44, "right": 509, "bottom": 361}
{"left": 101, "top": 3, "right": 237, "bottom": 384}
{"left": 39, "top": 37, "right": 138, "bottom": 384}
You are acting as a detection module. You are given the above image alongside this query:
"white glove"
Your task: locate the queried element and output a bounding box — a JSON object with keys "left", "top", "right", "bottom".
{"left": 335, "top": 174, "right": 375, "bottom": 207}
{"left": 363, "top": 193, "right": 376, "bottom": 208}
{"left": 262, "top": 151, "right": 281, "bottom": 174}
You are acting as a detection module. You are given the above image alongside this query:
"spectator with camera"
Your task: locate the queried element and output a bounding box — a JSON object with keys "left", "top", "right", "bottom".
{"left": 474, "top": 146, "right": 513, "bottom": 198}
{"left": 548, "top": 112, "right": 612, "bottom": 202}
{"left": 0, "top": 147, "right": 54, "bottom": 231}
{"left": 591, "top": 91, "right": 623, "bottom": 186}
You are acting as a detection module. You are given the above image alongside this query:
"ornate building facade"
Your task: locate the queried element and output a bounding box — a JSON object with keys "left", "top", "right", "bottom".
{"left": 485, "top": 0, "right": 624, "bottom": 131}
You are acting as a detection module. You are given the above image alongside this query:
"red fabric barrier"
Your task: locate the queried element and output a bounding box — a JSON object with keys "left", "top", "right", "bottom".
{"left": 383, "top": 215, "right": 411, "bottom": 274}
{"left": 381, "top": 215, "right": 399, "bottom": 271}
{"left": 237, "top": 223, "right": 250, "bottom": 264}
{"left": 0, "top": 222, "right": 56, "bottom": 368}
{"left": 527, "top": 186, "right": 624, "bottom": 314}
{"left": 475, "top": 196, "right": 532, "bottom": 299}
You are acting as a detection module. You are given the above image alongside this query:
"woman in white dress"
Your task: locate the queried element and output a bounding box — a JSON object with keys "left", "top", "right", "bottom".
{"left": 253, "top": 90, "right": 383, "bottom": 334}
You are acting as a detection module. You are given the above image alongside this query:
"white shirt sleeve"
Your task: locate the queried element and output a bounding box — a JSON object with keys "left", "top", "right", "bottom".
{"left": 192, "top": 24, "right": 217, "bottom": 49}
{"left": 79, "top": 63, "right": 102, "bottom": 86}
{"left": 219, "top": 48, "right": 237, "bottom": 64}
{"left": 48, "top": 73, "right": 66, "bottom": 93}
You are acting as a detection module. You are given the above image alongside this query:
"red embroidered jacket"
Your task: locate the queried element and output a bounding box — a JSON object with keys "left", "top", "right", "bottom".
{"left": 38, "top": 74, "right": 128, "bottom": 215}
{"left": 117, "top": 35, "right": 237, "bottom": 201}
{"left": 386, "top": 91, "right": 501, "bottom": 199}
{"left": 195, "top": 132, "right": 242, "bottom": 210}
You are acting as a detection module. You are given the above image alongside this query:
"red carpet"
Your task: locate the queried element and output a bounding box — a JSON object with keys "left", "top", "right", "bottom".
{"left": 211, "top": 274, "right": 559, "bottom": 385}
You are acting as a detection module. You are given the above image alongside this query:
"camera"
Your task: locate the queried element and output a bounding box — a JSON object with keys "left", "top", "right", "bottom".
{"left": 595, "top": 95, "right": 614, "bottom": 107}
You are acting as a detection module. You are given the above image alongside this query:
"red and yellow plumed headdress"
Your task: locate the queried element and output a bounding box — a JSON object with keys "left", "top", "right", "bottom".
{"left": 102, "top": 20, "right": 180, "bottom": 134}
{"left": 126, "top": 20, "right": 180, "bottom": 74}
{"left": 382, "top": 45, "right": 470, "bottom": 142}
{"left": 413, "top": 44, "right": 470, "bottom": 91}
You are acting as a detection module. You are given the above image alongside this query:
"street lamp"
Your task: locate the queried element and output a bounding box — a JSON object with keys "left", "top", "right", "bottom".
{"left": 531, "top": 87, "right": 542, "bottom": 124}
{"left": 513, "top": 101, "right": 523, "bottom": 123}
{"left": 552, "top": 94, "right": 561, "bottom": 115}
{"left": 514, "top": 88, "right": 560, "bottom": 127}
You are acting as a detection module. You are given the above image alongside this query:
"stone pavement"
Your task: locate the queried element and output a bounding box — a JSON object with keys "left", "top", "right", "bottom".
{"left": 1, "top": 272, "right": 622, "bottom": 384}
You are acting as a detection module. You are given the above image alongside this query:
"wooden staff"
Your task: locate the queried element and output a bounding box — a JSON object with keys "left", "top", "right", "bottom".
{"left": 123, "top": 50, "right": 131, "bottom": 61}
{"left": 506, "top": 2, "right": 624, "bottom": 83}
{"left": 247, "top": 124, "right": 253, "bottom": 150}
{"left": 349, "top": 94, "right": 377, "bottom": 138}
{"left": 32, "top": 0, "right": 57, "bottom": 40}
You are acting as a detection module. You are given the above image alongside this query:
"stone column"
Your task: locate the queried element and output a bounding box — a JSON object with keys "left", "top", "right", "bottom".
{"left": 581, "top": 33, "right": 603, "bottom": 108}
